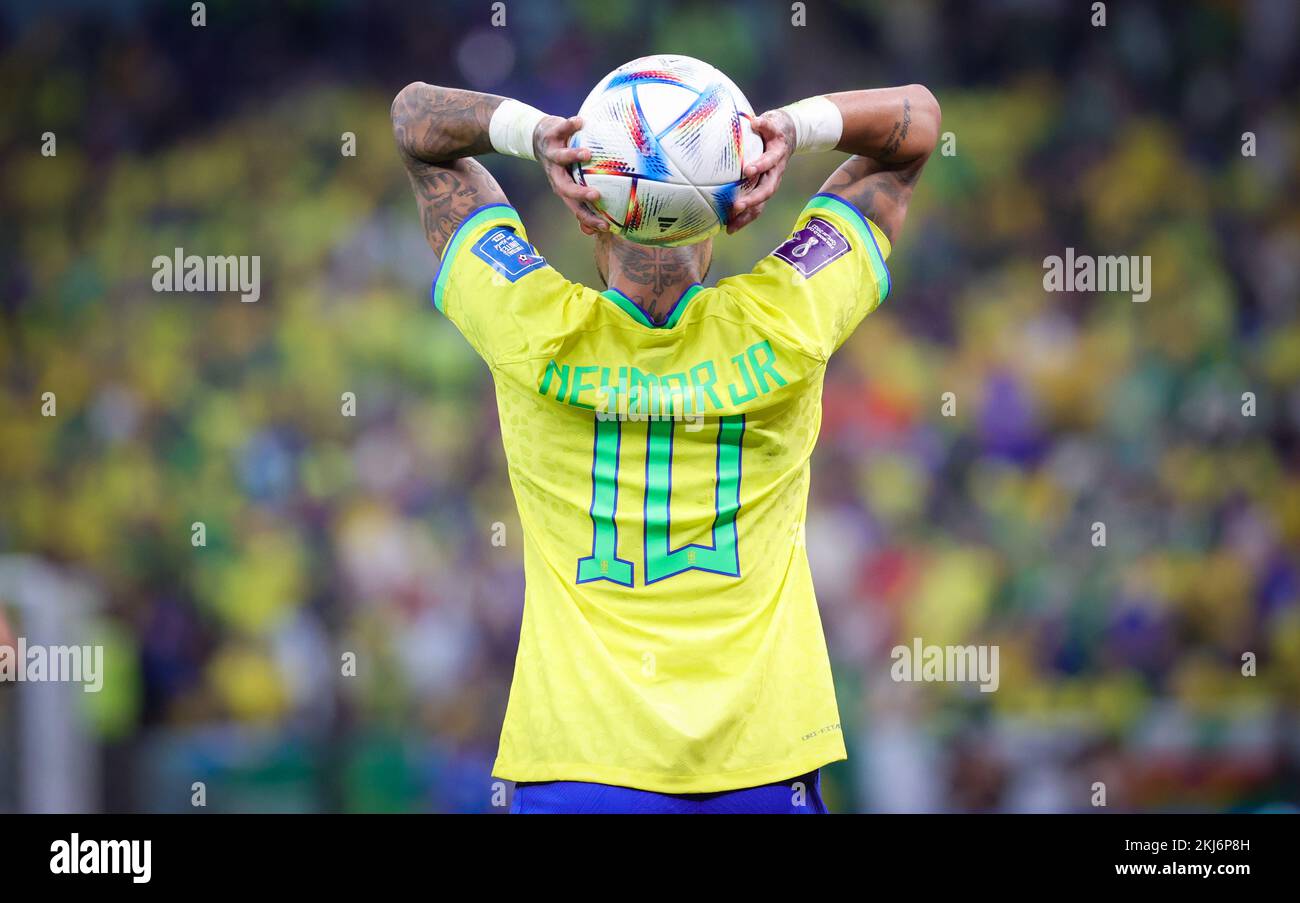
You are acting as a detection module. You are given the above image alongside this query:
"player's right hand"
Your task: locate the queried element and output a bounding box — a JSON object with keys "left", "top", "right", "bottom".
{"left": 533, "top": 115, "right": 609, "bottom": 235}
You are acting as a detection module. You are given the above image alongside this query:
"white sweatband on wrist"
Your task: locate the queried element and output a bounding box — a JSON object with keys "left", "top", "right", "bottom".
{"left": 779, "top": 96, "right": 843, "bottom": 155}
{"left": 489, "top": 98, "right": 548, "bottom": 161}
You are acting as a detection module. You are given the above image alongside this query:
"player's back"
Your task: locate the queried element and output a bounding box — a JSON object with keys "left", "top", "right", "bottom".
{"left": 433, "top": 195, "right": 890, "bottom": 792}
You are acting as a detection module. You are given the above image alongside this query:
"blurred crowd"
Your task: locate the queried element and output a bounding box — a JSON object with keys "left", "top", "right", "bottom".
{"left": 1, "top": 0, "right": 1298, "bottom": 812}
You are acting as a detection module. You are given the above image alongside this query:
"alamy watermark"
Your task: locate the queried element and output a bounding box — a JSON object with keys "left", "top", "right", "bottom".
{"left": 890, "top": 638, "right": 1000, "bottom": 693}
{"left": 152, "top": 247, "right": 261, "bottom": 302}
{"left": 1043, "top": 248, "right": 1150, "bottom": 303}
{"left": 0, "top": 637, "right": 104, "bottom": 692}
{"left": 595, "top": 383, "right": 705, "bottom": 431}
{"left": 50, "top": 834, "right": 151, "bottom": 884}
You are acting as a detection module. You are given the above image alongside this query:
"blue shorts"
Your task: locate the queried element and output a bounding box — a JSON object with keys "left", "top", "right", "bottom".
{"left": 510, "top": 770, "right": 827, "bottom": 814}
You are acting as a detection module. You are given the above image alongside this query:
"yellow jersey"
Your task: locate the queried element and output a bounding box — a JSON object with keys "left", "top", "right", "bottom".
{"left": 433, "top": 193, "right": 891, "bottom": 792}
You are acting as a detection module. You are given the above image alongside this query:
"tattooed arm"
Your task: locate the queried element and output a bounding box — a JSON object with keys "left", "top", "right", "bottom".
{"left": 391, "top": 83, "right": 507, "bottom": 257}
{"left": 818, "top": 86, "right": 941, "bottom": 243}
{"left": 391, "top": 83, "right": 604, "bottom": 256}
{"left": 737, "top": 85, "right": 941, "bottom": 243}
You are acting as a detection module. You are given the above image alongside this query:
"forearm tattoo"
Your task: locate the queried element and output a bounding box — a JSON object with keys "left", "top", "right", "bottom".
{"left": 391, "top": 84, "right": 500, "bottom": 164}
{"left": 392, "top": 84, "right": 506, "bottom": 256}
{"left": 880, "top": 97, "right": 912, "bottom": 161}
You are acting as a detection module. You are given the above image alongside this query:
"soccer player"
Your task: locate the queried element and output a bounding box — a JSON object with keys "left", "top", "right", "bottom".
{"left": 392, "top": 76, "right": 940, "bottom": 814}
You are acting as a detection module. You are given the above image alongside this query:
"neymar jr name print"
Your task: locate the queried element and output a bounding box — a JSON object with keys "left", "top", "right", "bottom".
{"left": 537, "top": 339, "right": 789, "bottom": 418}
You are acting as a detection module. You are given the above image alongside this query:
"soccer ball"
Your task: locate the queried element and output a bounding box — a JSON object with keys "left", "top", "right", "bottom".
{"left": 570, "top": 54, "right": 764, "bottom": 246}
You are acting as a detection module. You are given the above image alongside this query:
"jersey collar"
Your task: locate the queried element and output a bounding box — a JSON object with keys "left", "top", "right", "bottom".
{"left": 600, "top": 283, "right": 702, "bottom": 329}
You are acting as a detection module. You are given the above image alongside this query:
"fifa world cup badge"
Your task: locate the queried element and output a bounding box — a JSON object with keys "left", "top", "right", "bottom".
{"left": 773, "top": 217, "right": 850, "bottom": 277}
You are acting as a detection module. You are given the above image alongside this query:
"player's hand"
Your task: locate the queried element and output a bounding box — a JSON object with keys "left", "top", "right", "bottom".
{"left": 728, "top": 109, "right": 797, "bottom": 234}
{"left": 533, "top": 114, "right": 609, "bottom": 235}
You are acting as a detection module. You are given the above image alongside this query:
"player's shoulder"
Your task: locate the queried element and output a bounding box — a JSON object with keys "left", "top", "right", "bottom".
{"left": 716, "top": 192, "right": 892, "bottom": 302}
{"left": 432, "top": 202, "right": 579, "bottom": 313}
{"left": 798, "top": 192, "right": 893, "bottom": 259}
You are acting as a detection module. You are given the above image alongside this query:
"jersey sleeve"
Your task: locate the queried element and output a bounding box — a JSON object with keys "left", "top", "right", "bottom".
{"left": 716, "top": 192, "right": 892, "bottom": 362}
{"left": 431, "top": 203, "right": 585, "bottom": 367}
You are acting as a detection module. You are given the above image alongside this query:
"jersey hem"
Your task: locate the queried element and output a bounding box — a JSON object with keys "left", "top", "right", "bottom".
{"left": 492, "top": 747, "right": 847, "bottom": 794}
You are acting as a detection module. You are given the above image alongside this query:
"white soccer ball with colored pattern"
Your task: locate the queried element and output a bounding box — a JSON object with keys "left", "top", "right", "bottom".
{"left": 569, "top": 54, "right": 764, "bottom": 247}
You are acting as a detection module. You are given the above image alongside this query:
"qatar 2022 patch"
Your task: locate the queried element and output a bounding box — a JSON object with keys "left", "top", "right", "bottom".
{"left": 773, "top": 217, "right": 850, "bottom": 278}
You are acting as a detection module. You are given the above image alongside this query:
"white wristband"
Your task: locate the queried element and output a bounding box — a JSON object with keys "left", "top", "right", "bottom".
{"left": 779, "top": 96, "right": 843, "bottom": 155}
{"left": 489, "top": 98, "right": 549, "bottom": 161}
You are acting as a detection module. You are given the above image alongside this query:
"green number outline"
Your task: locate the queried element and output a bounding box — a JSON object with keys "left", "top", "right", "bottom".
{"left": 644, "top": 415, "right": 745, "bottom": 584}
{"left": 577, "top": 414, "right": 745, "bottom": 587}
{"left": 576, "top": 416, "right": 635, "bottom": 586}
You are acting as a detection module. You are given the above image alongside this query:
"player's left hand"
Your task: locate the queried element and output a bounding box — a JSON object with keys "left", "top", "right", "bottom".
{"left": 533, "top": 114, "right": 610, "bottom": 235}
{"left": 728, "top": 109, "right": 796, "bottom": 234}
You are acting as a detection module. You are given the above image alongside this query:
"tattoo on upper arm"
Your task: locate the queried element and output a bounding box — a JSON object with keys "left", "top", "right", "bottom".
{"left": 405, "top": 158, "right": 505, "bottom": 256}
{"left": 821, "top": 155, "right": 920, "bottom": 244}
{"left": 392, "top": 84, "right": 507, "bottom": 257}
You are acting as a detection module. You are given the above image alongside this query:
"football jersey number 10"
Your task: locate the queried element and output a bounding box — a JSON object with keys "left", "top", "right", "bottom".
{"left": 577, "top": 415, "right": 745, "bottom": 587}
